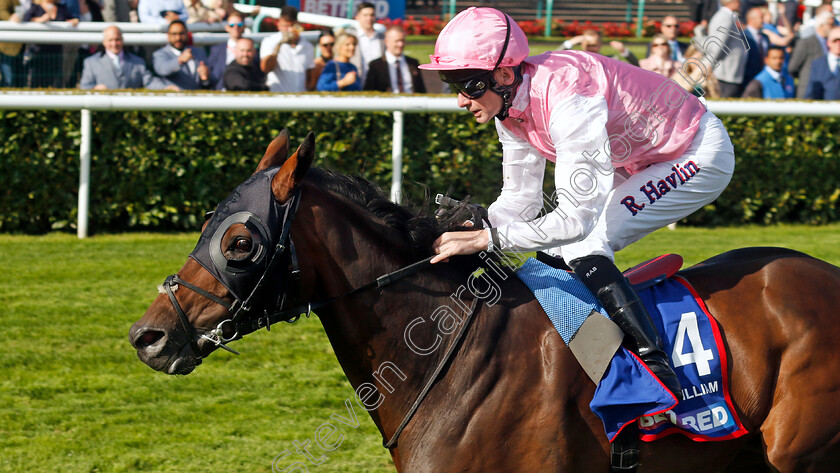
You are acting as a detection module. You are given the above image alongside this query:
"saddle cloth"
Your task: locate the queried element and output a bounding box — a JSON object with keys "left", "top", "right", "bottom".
{"left": 515, "top": 257, "right": 748, "bottom": 442}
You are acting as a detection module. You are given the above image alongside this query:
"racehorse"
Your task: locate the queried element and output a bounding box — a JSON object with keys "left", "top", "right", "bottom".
{"left": 130, "top": 131, "right": 840, "bottom": 472}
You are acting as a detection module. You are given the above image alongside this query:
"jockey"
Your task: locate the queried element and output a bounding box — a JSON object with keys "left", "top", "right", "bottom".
{"left": 423, "top": 7, "right": 735, "bottom": 399}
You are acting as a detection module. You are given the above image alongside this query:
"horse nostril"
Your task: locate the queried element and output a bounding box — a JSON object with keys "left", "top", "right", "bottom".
{"left": 135, "top": 330, "right": 165, "bottom": 350}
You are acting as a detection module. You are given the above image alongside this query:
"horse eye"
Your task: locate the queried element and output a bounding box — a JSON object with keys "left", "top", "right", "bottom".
{"left": 234, "top": 237, "right": 252, "bottom": 252}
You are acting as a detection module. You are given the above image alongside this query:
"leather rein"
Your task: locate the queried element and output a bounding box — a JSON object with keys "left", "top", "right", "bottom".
{"left": 158, "top": 188, "right": 482, "bottom": 449}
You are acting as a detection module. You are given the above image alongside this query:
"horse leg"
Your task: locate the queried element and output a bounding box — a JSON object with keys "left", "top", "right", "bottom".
{"left": 679, "top": 248, "right": 840, "bottom": 472}
{"left": 745, "top": 256, "right": 840, "bottom": 472}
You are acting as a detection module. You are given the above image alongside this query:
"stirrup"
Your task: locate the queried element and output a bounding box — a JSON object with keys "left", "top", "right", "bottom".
{"left": 610, "top": 423, "right": 639, "bottom": 473}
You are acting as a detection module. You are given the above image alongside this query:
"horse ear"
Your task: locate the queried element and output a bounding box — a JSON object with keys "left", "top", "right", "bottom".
{"left": 271, "top": 131, "right": 315, "bottom": 203}
{"left": 255, "top": 129, "right": 291, "bottom": 173}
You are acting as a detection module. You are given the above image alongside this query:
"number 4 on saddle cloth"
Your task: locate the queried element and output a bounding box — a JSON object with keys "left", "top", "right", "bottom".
{"left": 516, "top": 254, "right": 748, "bottom": 443}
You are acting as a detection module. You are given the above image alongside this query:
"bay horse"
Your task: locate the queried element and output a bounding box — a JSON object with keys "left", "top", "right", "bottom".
{"left": 130, "top": 131, "right": 840, "bottom": 472}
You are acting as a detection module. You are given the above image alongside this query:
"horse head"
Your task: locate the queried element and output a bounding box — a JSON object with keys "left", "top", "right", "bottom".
{"left": 129, "top": 129, "right": 316, "bottom": 374}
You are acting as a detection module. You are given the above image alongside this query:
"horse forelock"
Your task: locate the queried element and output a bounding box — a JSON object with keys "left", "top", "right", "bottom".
{"left": 304, "top": 168, "right": 443, "bottom": 255}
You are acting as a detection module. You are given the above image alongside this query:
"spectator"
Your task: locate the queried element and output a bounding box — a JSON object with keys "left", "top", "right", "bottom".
{"left": 152, "top": 20, "right": 211, "bottom": 89}
{"left": 799, "top": 3, "right": 834, "bottom": 39}
{"left": 805, "top": 25, "right": 840, "bottom": 99}
{"left": 350, "top": 1, "right": 383, "bottom": 84}
{"left": 780, "top": 0, "right": 802, "bottom": 35}
{"left": 743, "top": 7, "right": 770, "bottom": 86}
{"left": 80, "top": 26, "right": 172, "bottom": 90}
{"left": 671, "top": 44, "right": 722, "bottom": 98}
{"left": 739, "top": 0, "right": 767, "bottom": 21}
{"left": 208, "top": 12, "right": 258, "bottom": 89}
{"left": 762, "top": 5, "right": 794, "bottom": 46}
{"left": 789, "top": 11, "right": 835, "bottom": 98}
{"left": 138, "top": 0, "right": 187, "bottom": 24}
{"left": 742, "top": 46, "right": 796, "bottom": 97}
{"left": 307, "top": 29, "right": 334, "bottom": 90}
{"left": 222, "top": 37, "right": 266, "bottom": 91}
{"left": 705, "top": 0, "right": 749, "bottom": 97}
{"left": 649, "top": 16, "right": 688, "bottom": 62}
{"left": 184, "top": 0, "right": 223, "bottom": 24}
{"left": 259, "top": 6, "right": 314, "bottom": 93}
{"left": 316, "top": 32, "right": 361, "bottom": 92}
{"left": 689, "top": 0, "right": 718, "bottom": 27}
{"left": 101, "top": 0, "right": 130, "bottom": 22}
{"left": 62, "top": 0, "right": 80, "bottom": 18}
{"left": 0, "top": 0, "right": 24, "bottom": 87}
{"left": 640, "top": 34, "right": 678, "bottom": 77}
{"left": 23, "top": 0, "right": 78, "bottom": 88}
{"left": 364, "top": 25, "right": 426, "bottom": 93}
{"left": 558, "top": 29, "right": 639, "bottom": 66}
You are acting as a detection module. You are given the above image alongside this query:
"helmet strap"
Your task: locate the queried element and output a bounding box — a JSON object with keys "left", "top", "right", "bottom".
{"left": 490, "top": 65, "right": 523, "bottom": 121}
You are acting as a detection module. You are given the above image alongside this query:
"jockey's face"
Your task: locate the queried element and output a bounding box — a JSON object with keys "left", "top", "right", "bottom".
{"left": 456, "top": 68, "right": 512, "bottom": 124}
{"left": 457, "top": 88, "right": 502, "bottom": 124}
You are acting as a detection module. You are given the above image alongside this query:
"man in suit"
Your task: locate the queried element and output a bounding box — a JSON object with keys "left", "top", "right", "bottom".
{"left": 223, "top": 38, "right": 267, "bottom": 91}
{"left": 153, "top": 20, "right": 212, "bottom": 90}
{"left": 742, "top": 46, "right": 796, "bottom": 98}
{"left": 647, "top": 16, "right": 689, "bottom": 62}
{"left": 742, "top": 7, "right": 770, "bottom": 87}
{"left": 705, "top": 0, "right": 749, "bottom": 97}
{"left": 350, "top": 2, "right": 384, "bottom": 85}
{"left": 363, "top": 25, "right": 426, "bottom": 94}
{"left": 805, "top": 26, "right": 840, "bottom": 100}
{"left": 789, "top": 11, "right": 835, "bottom": 98}
{"left": 80, "top": 26, "right": 171, "bottom": 90}
{"left": 208, "top": 12, "right": 259, "bottom": 90}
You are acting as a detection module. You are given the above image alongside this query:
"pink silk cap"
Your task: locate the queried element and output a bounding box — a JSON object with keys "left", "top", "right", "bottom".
{"left": 419, "top": 7, "right": 530, "bottom": 71}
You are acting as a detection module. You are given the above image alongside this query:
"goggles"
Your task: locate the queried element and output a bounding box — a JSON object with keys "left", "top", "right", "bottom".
{"left": 440, "top": 69, "right": 493, "bottom": 99}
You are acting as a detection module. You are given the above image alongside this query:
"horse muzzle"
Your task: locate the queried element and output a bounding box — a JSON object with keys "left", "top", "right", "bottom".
{"left": 129, "top": 322, "right": 205, "bottom": 375}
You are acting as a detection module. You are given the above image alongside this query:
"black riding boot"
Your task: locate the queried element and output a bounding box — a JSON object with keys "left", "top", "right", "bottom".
{"left": 570, "top": 255, "right": 682, "bottom": 400}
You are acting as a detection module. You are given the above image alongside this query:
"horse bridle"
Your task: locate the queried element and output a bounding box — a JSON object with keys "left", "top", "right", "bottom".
{"left": 160, "top": 187, "right": 305, "bottom": 357}
{"left": 158, "top": 179, "right": 481, "bottom": 449}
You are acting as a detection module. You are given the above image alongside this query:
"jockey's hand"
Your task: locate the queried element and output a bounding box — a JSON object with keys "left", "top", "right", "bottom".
{"left": 431, "top": 230, "right": 488, "bottom": 264}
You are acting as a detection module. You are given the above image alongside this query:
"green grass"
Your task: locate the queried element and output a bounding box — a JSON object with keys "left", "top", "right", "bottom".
{"left": 3, "top": 226, "right": 840, "bottom": 472}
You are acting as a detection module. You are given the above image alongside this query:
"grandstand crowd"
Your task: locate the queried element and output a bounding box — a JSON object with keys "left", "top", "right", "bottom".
{"left": 0, "top": 0, "right": 837, "bottom": 99}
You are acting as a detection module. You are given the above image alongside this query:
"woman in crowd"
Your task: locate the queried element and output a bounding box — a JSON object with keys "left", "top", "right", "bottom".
{"left": 307, "top": 29, "right": 335, "bottom": 90}
{"left": 23, "top": 0, "right": 77, "bottom": 87}
{"left": 316, "top": 32, "right": 361, "bottom": 92}
{"left": 639, "top": 33, "right": 678, "bottom": 78}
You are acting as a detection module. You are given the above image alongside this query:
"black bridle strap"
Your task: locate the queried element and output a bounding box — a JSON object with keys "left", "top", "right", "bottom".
{"left": 162, "top": 274, "right": 208, "bottom": 356}
{"left": 383, "top": 295, "right": 481, "bottom": 449}
{"left": 167, "top": 274, "right": 233, "bottom": 311}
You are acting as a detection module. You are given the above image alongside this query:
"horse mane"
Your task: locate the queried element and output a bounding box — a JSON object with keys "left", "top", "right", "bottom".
{"left": 305, "top": 168, "right": 444, "bottom": 257}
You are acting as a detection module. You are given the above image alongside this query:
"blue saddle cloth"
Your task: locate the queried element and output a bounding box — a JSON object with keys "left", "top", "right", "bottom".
{"left": 516, "top": 257, "right": 747, "bottom": 442}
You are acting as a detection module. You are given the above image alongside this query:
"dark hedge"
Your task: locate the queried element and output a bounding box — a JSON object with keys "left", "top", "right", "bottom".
{"left": 1, "top": 109, "right": 837, "bottom": 233}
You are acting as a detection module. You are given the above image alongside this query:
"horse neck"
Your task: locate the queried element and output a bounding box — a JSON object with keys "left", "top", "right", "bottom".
{"left": 294, "top": 187, "right": 476, "bottom": 439}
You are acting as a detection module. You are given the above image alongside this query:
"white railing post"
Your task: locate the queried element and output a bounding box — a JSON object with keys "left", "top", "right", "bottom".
{"left": 78, "top": 108, "right": 92, "bottom": 239}
{"left": 391, "top": 111, "right": 404, "bottom": 203}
